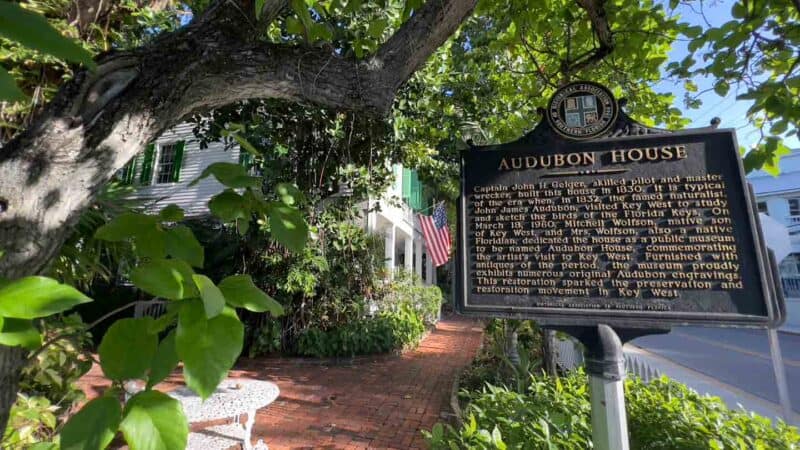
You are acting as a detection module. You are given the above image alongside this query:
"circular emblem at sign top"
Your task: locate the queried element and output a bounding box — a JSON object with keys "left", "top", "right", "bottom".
{"left": 546, "top": 81, "right": 618, "bottom": 140}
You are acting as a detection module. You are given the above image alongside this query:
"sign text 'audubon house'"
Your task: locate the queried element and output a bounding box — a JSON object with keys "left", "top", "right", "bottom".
{"left": 457, "top": 131, "right": 776, "bottom": 328}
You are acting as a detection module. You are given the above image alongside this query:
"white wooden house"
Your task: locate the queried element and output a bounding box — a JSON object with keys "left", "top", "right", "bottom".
{"left": 119, "top": 123, "right": 242, "bottom": 216}
{"left": 123, "top": 124, "right": 441, "bottom": 285}
{"left": 748, "top": 147, "right": 800, "bottom": 332}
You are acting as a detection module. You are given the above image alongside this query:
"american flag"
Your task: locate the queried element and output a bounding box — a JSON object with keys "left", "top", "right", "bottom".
{"left": 418, "top": 202, "right": 451, "bottom": 267}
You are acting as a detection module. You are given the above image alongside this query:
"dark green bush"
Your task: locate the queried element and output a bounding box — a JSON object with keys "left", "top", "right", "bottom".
{"left": 385, "top": 271, "right": 443, "bottom": 326}
{"left": 426, "top": 369, "right": 800, "bottom": 449}
{"left": 296, "top": 302, "right": 425, "bottom": 357}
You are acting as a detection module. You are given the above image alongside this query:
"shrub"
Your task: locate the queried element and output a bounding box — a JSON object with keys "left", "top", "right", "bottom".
{"left": 3, "top": 315, "right": 92, "bottom": 449}
{"left": 2, "top": 394, "right": 60, "bottom": 449}
{"left": 426, "top": 369, "right": 800, "bottom": 449}
{"left": 384, "top": 271, "right": 443, "bottom": 326}
{"left": 297, "top": 302, "right": 425, "bottom": 357}
{"left": 245, "top": 318, "right": 283, "bottom": 357}
{"left": 19, "top": 315, "right": 93, "bottom": 409}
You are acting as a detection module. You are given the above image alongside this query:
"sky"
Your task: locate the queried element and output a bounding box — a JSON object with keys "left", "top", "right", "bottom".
{"left": 656, "top": 0, "right": 799, "bottom": 151}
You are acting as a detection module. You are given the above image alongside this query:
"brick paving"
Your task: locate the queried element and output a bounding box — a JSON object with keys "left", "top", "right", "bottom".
{"left": 79, "top": 315, "right": 483, "bottom": 449}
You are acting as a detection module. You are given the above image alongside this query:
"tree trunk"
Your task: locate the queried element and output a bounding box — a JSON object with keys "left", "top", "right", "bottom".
{"left": 0, "top": 346, "right": 25, "bottom": 438}
{"left": 0, "top": 0, "right": 477, "bottom": 438}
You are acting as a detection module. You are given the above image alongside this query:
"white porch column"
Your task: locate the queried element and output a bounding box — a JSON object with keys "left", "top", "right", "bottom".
{"left": 414, "top": 237, "right": 423, "bottom": 280}
{"left": 426, "top": 251, "right": 435, "bottom": 285}
{"left": 366, "top": 200, "right": 376, "bottom": 233}
{"left": 385, "top": 225, "right": 396, "bottom": 279}
{"left": 404, "top": 235, "right": 413, "bottom": 273}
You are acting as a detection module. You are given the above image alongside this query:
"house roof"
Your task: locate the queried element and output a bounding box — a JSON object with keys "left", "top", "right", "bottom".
{"left": 747, "top": 148, "right": 800, "bottom": 197}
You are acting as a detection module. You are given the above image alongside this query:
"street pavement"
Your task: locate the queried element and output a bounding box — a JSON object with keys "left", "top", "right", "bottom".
{"left": 632, "top": 327, "right": 800, "bottom": 415}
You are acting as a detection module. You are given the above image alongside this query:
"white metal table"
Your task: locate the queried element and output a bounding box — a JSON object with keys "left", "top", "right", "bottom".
{"left": 168, "top": 378, "right": 279, "bottom": 450}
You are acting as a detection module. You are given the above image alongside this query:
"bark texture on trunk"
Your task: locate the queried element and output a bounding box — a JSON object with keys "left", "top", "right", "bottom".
{"left": 0, "top": 0, "right": 477, "bottom": 438}
{"left": 0, "top": 346, "right": 25, "bottom": 438}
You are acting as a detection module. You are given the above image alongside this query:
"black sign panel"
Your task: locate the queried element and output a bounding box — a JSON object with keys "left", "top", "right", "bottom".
{"left": 456, "top": 129, "right": 781, "bottom": 328}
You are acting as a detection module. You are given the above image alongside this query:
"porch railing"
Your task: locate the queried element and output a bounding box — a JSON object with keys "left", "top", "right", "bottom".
{"left": 782, "top": 276, "right": 800, "bottom": 298}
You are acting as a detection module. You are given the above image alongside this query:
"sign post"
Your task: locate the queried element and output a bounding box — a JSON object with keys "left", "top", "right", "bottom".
{"left": 585, "top": 324, "right": 628, "bottom": 450}
{"left": 454, "top": 82, "right": 786, "bottom": 446}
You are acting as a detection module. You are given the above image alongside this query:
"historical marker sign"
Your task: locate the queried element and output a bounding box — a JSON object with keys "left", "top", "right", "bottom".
{"left": 456, "top": 89, "right": 782, "bottom": 328}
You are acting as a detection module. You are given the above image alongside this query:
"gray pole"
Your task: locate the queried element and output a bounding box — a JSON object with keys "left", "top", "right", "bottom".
{"left": 584, "top": 324, "right": 630, "bottom": 450}
{"left": 767, "top": 328, "right": 794, "bottom": 424}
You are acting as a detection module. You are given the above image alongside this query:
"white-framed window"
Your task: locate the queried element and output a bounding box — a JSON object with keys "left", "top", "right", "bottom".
{"left": 757, "top": 201, "right": 768, "bottom": 214}
{"left": 789, "top": 198, "right": 800, "bottom": 216}
{"left": 156, "top": 143, "right": 179, "bottom": 184}
{"left": 135, "top": 141, "right": 185, "bottom": 185}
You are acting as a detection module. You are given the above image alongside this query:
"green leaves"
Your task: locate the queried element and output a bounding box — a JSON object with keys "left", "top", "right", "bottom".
{"left": 208, "top": 190, "right": 250, "bottom": 222}
{"left": 276, "top": 182, "right": 304, "bottom": 206}
{"left": 0, "top": 276, "right": 91, "bottom": 319}
{"left": 191, "top": 162, "right": 261, "bottom": 189}
{"left": 0, "top": 2, "right": 95, "bottom": 102}
{"left": 60, "top": 395, "right": 122, "bottom": 450}
{"left": 120, "top": 391, "right": 188, "bottom": 450}
{"left": 159, "top": 204, "right": 185, "bottom": 222}
{"left": 713, "top": 80, "right": 730, "bottom": 97}
{"left": 95, "top": 213, "right": 158, "bottom": 241}
{"left": 743, "top": 137, "right": 792, "bottom": 175}
{"left": 130, "top": 259, "right": 197, "bottom": 300}
{"left": 218, "top": 275, "right": 284, "bottom": 316}
{"left": 176, "top": 301, "right": 243, "bottom": 398}
{"left": 0, "top": 318, "right": 42, "bottom": 349}
{"left": 96, "top": 210, "right": 206, "bottom": 269}
{"left": 165, "top": 226, "right": 204, "bottom": 268}
{"left": 99, "top": 318, "right": 158, "bottom": 381}
{"left": 268, "top": 202, "right": 308, "bottom": 252}
{"left": 0, "top": 67, "right": 25, "bottom": 103}
{"left": 255, "top": 0, "right": 268, "bottom": 19}
{"left": 0, "top": 2, "right": 95, "bottom": 68}
{"left": 193, "top": 274, "right": 225, "bottom": 318}
{"left": 147, "top": 331, "right": 179, "bottom": 389}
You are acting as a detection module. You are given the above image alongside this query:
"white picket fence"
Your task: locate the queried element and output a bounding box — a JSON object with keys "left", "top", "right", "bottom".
{"left": 555, "top": 336, "right": 662, "bottom": 382}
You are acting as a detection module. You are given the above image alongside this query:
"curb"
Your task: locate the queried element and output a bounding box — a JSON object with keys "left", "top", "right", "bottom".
{"left": 447, "top": 323, "right": 486, "bottom": 428}
{"left": 447, "top": 368, "right": 463, "bottom": 426}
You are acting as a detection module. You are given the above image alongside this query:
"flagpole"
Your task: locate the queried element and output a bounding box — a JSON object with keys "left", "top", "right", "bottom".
{"left": 416, "top": 200, "right": 444, "bottom": 215}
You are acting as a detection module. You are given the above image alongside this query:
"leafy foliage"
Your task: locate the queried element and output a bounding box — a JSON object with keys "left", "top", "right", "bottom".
{"left": 297, "top": 301, "right": 425, "bottom": 357}
{"left": 2, "top": 171, "right": 297, "bottom": 447}
{"left": 0, "top": 1, "right": 94, "bottom": 102}
{"left": 19, "top": 315, "right": 93, "bottom": 410}
{"left": 426, "top": 370, "right": 800, "bottom": 449}
{"left": 60, "top": 395, "right": 121, "bottom": 450}
{"left": 2, "top": 394, "right": 60, "bottom": 448}
{"left": 394, "top": 0, "right": 688, "bottom": 200}
{"left": 667, "top": 1, "right": 800, "bottom": 173}
{"left": 0, "top": 1, "right": 186, "bottom": 143}
{"left": 48, "top": 183, "right": 141, "bottom": 291}
{"left": 458, "top": 319, "right": 544, "bottom": 395}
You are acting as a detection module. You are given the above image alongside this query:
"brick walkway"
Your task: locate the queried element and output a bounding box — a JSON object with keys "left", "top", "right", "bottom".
{"left": 79, "top": 316, "right": 483, "bottom": 449}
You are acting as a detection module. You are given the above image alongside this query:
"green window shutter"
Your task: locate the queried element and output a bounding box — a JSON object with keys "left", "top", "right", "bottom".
{"left": 410, "top": 171, "right": 422, "bottom": 210}
{"left": 239, "top": 151, "right": 253, "bottom": 168}
{"left": 171, "top": 140, "right": 185, "bottom": 182}
{"left": 123, "top": 157, "right": 137, "bottom": 185}
{"left": 402, "top": 168, "right": 412, "bottom": 202}
{"left": 139, "top": 143, "right": 155, "bottom": 185}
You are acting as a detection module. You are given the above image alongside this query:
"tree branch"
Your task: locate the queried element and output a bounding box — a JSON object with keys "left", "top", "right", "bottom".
{"left": 373, "top": 0, "right": 478, "bottom": 95}
{"left": 256, "top": 0, "right": 289, "bottom": 33}
{"left": 560, "top": 0, "right": 614, "bottom": 79}
{"left": 0, "top": 0, "right": 478, "bottom": 278}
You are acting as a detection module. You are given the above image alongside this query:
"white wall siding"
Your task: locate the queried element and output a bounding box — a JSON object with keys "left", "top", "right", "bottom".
{"left": 128, "top": 123, "right": 240, "bottom": 217}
